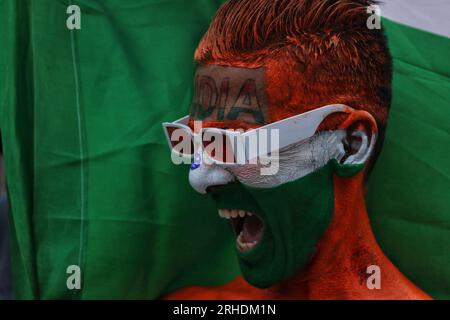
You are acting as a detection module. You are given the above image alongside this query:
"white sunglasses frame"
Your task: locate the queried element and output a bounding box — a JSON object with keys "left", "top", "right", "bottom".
{"left": 162, "top": 104, "right": 353, "bottom": 166}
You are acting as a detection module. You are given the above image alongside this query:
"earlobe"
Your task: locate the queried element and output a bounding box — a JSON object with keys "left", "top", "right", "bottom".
{"left": 331, "top": 129, "right": 375, "bottom": 178}
{"left": 332, "top": 130, "right": 374, "bottom": 178}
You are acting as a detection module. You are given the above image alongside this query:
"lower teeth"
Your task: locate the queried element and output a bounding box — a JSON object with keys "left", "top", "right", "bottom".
{"left": 237, "top": 232, "right": 258, "bottom": 251}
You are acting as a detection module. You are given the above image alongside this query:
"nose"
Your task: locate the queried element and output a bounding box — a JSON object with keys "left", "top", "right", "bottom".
{"left": 189, "top": 162, "right": 235, "bottom": 194}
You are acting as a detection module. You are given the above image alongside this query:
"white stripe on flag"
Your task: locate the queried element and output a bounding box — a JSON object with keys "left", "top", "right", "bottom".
{"left": 380, "top": 0, "right": 450, "bottom": 38}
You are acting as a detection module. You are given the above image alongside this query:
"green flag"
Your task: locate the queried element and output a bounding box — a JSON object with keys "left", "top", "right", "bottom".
{"left": 367, "top": 2, "right": 450, "bottom": 299}
{"left": 0, "top": 0, "right": 238, "bottom": 300}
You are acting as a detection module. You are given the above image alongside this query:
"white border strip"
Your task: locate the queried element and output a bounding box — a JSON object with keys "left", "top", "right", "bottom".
{"left": 380, "top": 0, "right": 450, "bottom": 38}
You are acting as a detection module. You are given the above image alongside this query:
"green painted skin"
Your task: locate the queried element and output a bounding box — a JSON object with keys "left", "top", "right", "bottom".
{"left": 209, "top": 160, "right": 364, "bottom": 288}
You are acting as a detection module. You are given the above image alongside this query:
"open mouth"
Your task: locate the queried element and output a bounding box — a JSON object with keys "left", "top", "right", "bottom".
{"left": 218, "top": 209, "right": 264, "bottom": 252}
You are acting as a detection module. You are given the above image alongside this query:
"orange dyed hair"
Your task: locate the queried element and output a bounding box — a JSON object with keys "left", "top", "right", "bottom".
{"left": 195, "top": 0, "right": 392, "bottom": 175}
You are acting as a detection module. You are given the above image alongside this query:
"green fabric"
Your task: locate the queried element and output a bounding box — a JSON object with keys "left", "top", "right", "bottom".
{"left": 0, "top": 0, "right": 238, "bottom": 299}
{"left": 209, "top": 162, "right": 337, "bottom": 288}
{"left": 367, "top": 19, "right": 450, "bottom": 300}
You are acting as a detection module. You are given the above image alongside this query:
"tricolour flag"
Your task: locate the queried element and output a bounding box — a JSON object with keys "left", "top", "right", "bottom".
{"left": 368, "top": 1, "right": 450, "bottom": 299}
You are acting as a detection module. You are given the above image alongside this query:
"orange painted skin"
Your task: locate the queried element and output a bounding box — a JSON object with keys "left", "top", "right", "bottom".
{"left": 164, "top": 170, "right": 431, "bottom": 300}
{"left": 164, "top": 106, "right": 431, "bottom": 300}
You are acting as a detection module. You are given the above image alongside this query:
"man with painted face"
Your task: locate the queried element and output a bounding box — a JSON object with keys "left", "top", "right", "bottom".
{"left": 163, "top": 0, "right": 431, "bottom": 300}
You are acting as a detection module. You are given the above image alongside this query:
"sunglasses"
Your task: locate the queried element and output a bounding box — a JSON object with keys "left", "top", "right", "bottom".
{"left": 162, "top": 104, "right": 353, "bottom": 166}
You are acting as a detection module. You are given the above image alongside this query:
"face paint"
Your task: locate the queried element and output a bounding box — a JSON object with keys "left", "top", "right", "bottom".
{"left": 189, "top": 151, "right": 236, "bottom": 195}
{"left": 208, "top": 159, "right": 364, "bottom": 288}
{"left": 228, "top": 130, "right": 346, "bottom": 188}
{"left": 191, "top": 65, "right": 269, "bottom": 125}
{"left": 180, "top": 64, "right": 375, "bottom": 287}
{"left": 191, "top": 151, "right": 202, "bottom": 170}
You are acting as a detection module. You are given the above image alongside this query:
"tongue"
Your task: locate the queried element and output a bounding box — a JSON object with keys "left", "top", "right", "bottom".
{"left": 241, "top": 214, "right": 264, "bottom": 243}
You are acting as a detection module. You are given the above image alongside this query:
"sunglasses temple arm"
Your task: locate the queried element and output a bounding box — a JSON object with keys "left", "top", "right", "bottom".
{"left": 276, "top": 106, "right": 352, "bottom": 150}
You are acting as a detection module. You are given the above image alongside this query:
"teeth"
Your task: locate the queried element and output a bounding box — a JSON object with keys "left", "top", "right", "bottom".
{"left": 216, "top": 210, "right": 260, "bottom": 252}
{"left": 218, "top": 209, "right": 230, "bottom": 219}
{"left": 236, "top": 232, "right": 258, "bottom": 252}
{"left": 237, "top": 232, "right": 243, "bottom": 244}
{"left": 218, "top": 209, "right": 255, "bottom": 220}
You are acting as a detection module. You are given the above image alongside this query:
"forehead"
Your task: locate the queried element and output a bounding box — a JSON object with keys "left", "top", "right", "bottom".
{"left": 190, "top": 64, "right": 270, "bottom": 127}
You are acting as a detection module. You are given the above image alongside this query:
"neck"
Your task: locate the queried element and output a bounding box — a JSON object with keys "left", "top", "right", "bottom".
{"left": 270, "top": 172, "right": 431, "bottom": 300}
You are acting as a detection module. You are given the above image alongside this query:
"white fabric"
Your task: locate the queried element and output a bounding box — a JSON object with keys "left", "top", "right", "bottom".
{"left": 380, "top": 0, "right": 450, "bottom": 38}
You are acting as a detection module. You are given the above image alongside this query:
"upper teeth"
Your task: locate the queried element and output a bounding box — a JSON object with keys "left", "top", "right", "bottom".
{"left": 218, "top": 209, "right": 253, "bottom": 219}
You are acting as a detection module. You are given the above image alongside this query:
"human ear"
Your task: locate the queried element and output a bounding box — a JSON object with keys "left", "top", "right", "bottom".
{"left": 337, "top": 109, "right": 378, "bottom": 166}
